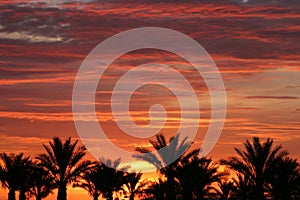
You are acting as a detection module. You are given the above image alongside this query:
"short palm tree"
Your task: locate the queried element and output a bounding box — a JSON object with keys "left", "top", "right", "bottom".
{"left": 122, "top": 172, "right": 147, "bottom": 200}
{"left": 213, "top": 180, "right": 236, "bottom": 200}
{"left": 220, "top": 137, "right": 288, "bottom": 200}
{"left": 73, "top": 163, "right": 102, "bottom": 200}
{"left": 134, "top": 133, "right": 192, "bottom": 199}
{"left": 29, "top": 163, "right": 55, "bottom": 200}
{"left": 97, "top": 158, "right": 127, "bottom": 200}
{"left": 36, "top": 137, "right": 92, "bottom": 200}
{"left": 177, "top": 156, "right": 225, "bottom": 199}
{"left": 0, "top": 153, "right": 31, "bottom": 200}
{"left": 143, "top": 178, "right": 167, "bottom": 200}
{"left": 231, "top": 174, "right": 253, "bottom": 200}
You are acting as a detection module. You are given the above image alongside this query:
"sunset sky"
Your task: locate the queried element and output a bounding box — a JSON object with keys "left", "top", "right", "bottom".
{"left": 0, "top": 0, "right": 300, "bottom": 199}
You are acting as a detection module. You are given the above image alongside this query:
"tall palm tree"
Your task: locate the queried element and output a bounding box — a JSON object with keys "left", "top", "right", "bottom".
{"left": 134, "top": 133, "right": 193, "bottom": 199}
{"left": 177, "top": 155, "right": 225, "bottom": 199}
{"left": 220, "top": 137, "right": 288, "bottom": 200}
{"left": 0, "top": 153, "right": 31, "bottom": 200}
{"left": 122, "top": 172, "right": 147, "bottom": 200}
{"left": 267, "top": 157, "right": 300, "bottom": 200}
{"left": 36, "top": 137, "right": 92, "bottom": 200}
{"left": 29, "top": 163, "right": 55, "bottom": 200}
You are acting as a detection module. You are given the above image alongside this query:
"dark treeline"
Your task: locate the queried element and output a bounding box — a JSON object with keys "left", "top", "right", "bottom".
{"left": 0, "top": 134, "right": 300, "bottom": 200}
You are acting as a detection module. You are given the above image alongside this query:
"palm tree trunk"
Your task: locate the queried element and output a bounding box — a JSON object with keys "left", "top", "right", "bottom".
{"left": 129, "top": 194, "right": 134, "bottom": 200}
{"left": 166, "top": 178, "right": 176, "bottom": 200}
{"left": 18, "top": 189, "right": 26, "bottom": 200}
{"left": 36, "top": 187, "right": 42, "bottom": 200}
{"left": 57, "top": 184, "right": 67, "bottom": 200}
{"left": 36, "top": 194, "right": 42, "bottom": 200}
{"left": 182, "top": 187, "right": 192, "bottom": 200}
{"left": 93, "top": 193, "right": 99, "bottom": 200}
{"left": 8, "top": 189, "right": 16, "bottom": 200}
{"left": 106, "top": 191, "right": 113, "bottom": 200}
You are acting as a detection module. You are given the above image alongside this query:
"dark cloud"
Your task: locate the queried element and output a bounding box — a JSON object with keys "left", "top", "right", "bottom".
{"left": 245, "top": 96, "right": 299, "bottom": 100}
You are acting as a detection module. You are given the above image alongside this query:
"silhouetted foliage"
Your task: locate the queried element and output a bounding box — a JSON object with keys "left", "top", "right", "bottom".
{"left": 122, "top": 172, "right": 147, "bottom": 200}
{"left": 213, "top": 180, "right": 236, "bottom": 200}
{"left": 1, "top": 136, "right": 300, "bottom": 200}
{"left": 142, "top": 178, "right": 167, "bottom": 200}
{"left": 267, "top": 157, "right": 300, "bottom": 200}
{"left": 177, "top": 156, "right": 226, "bottom": 199}
{"left": 0, "top": 153, "right": 31, "bottom": 200}
{"left": 134, "top": 133, "right": 192, "bottom": 199}
{"left": 220, "top": 137, "right": 289, "bottom": 200}
{"left": 29, "top": 163, "right": 56, "bottom": 200}
{"left": 36, "top": 137, "right": 92, "bottom": 200}
{"left": 97, "top": 158, "right": 127, "bottom": 200}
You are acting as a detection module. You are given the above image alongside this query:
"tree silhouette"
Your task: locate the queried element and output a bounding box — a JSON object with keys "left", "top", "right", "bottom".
{"left": 122, "top": 172, "right": 147, "bottom": 200}
{"left": 220, "top": 137, "right": 288, "bottom": 200}
{"left": 134, "top": 133, "right": 192, "bottom": 199}
{"left": 231, "top": 174, "right": 253, "bottom": 200}
{"left": 97, "top": 158, "right": 128, "bottom": 200}
{"left": 73, "top": 163, "right": 102, "bottom": 200}
{"left": 36, "top": 137, "right": 92, "bottom": 200}
{"left": 17, "top": 158, "right": 33, "bottom": 200}
{"left": 213, "top": 180, "right": 235, "bottom": 200}
{"left": 177, "top": 155, "right": 225, "bottom": 199}
{"left": 267, "top": 157, "right": 300, "bottom": 200}
{"left": 0, "top": 153, "right": 31, "bottom": 200}
{"left": 142, "top": 178, "right": 167, "bottom": 200}
{"left": 29, "top": 163, "right": 55, "bottom": 200}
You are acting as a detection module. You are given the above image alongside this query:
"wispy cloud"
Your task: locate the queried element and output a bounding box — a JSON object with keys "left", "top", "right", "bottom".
{"left": 0, "top": 31, "right": 68, "bottom": 43}
{"left": 245, "top": 96, "right": 299, "bottom": 100}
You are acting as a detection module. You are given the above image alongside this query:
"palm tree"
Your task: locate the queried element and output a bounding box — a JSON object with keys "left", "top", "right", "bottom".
{"left": 267, "top": 157, "right": 300, "bottom": 200}
{"left": 213, "top": 180, "right": 235, "bottom": 200}
{"left": 122, "top": 172, "right": 147, "bottom": 200}
{"left": 36, "top": 137, "right": 92, "bottom": 200}
{"left": 177, "top": 155, "right": 225, "bottom": 199}
{"left": 231, "top": 174, "right": 253, "bottom": 200}
{"left": 29, "top": 163, "right": 55, "bottom": 200}
{"left": 0, "top": 153, "right": 31, "bottom": 200}
{"left": 97, "top": 158, "right": 127, "bottom": 200}
{"left": 220, "top": 137, "right": 288, "bottom": 200}
{"left": 142, "top": 178, "right": 167, "bottom": 200}
{"left": 17, "top": 159, "right": 34, "bottom": 200}
{"left": 73, "top": 163, "right": 102, "bottom": 200}
{"left": 134, "top": 133, "right": 192, "bottom": 199}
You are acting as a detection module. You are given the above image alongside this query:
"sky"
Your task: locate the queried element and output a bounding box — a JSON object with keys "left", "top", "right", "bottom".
{"left": 0, "top": 0, "right": 300, "bottom": 199}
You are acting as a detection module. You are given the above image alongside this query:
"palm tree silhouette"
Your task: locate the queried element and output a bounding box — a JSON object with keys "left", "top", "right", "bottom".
{"left": 36, "top": 137, "right": 92, "bottom": 200}
{"left": 231, "top": 174, "right": 253, "bottom": 200}
{"left": 29, "top": 163, "right": 55, "bottom": 200}
{"left": 267, "top": 157, "right": 300, "bottom": 200}
{"left": 220, "top": 137, "right": 288, "bottom": 200}
{"left": 143, "top": 178, "right": 167, "bottom": 200}
{"left": 73, "top": 163, "right": 102, "bottom": 200}
{"left": 177, "top": 155, "right": 225, "bottom": 199}
{"left": 134, "top": 133, "right": 192, "bottom": 199}
{"left": 0, "top": 153, "right": 31, "bottom": 200}
{"left": 122, "top": 172, "right": 147, "bottom": 200}
{"left": 213, "top": 180, "right": 235, "bottom": 200}
{"left": 17, "top": 158, "right": 34, "bottom": 200}
{"left": 97, "top": 158, "right": 127, "bottom": 200}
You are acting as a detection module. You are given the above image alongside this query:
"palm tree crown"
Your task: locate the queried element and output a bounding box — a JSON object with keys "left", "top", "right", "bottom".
{"left": 220, "top": 137, "right": 288, "bottom": 200}
{"left": 36, "top": 137, "right": 91, "bottom": 200}
{"left": 0, "top": 153, "right": 31, "bottom": 200}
